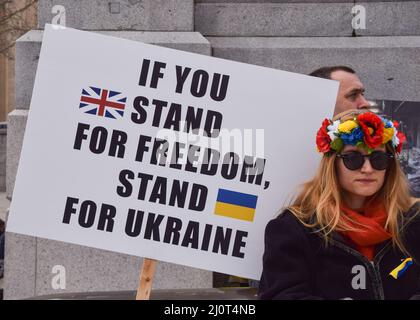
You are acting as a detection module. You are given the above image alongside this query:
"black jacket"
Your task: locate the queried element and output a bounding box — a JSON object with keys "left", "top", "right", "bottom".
{"left": 259, "top": 203, "right": 420, "bottom": 300}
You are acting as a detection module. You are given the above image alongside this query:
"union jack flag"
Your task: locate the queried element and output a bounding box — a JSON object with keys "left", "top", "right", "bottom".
{"left": 79, "top": 86, "right": 126, "bottom": 119}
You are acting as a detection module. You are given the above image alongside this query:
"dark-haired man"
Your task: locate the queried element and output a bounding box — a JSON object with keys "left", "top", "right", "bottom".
{"left": 310, "top": 66, "right": 370, "bottom": 116}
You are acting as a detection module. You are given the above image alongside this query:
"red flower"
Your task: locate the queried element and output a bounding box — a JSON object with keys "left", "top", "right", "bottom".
{"left": 396, "top": 131, "right": 406, "bottom": 153}
{"left": 316, "top": 119, "right": 332, "bottom": 153}
{"left": 357, "top": 113, "right": 384, "bottom": 149}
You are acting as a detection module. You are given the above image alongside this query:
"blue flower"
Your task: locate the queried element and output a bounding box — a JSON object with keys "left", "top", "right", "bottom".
{"left": 340, "top": 127, "right": 364, "bottom": 145}
{"left": 384, "top": 120, "right": 394, "bottom": 128}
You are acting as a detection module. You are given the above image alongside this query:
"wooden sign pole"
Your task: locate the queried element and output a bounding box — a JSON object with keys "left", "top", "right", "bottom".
{"left": 136, "top": 258, "right": 158, "bottom": 300}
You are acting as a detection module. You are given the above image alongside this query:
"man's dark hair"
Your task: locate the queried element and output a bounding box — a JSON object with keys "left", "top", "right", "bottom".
{"left": 309, "top": 66, "right": 356, "bottom": 80}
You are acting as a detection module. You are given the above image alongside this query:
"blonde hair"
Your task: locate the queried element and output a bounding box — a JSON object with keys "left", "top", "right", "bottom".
{"left": 288, "top": 111, "right": 420, "bottom": 254}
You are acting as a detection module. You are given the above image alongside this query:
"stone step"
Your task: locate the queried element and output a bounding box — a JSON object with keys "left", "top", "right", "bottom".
{"left": 15, "top": 30, "right": 211, "bottom": 112}
{"left": 6, "top": 110, "right": 27, "bottom": 201}
{"left": 195, "top": 1, "right": 420, "bottom": 36}
{"left": 38, "top": 0, "right": 194, "bottom": 31}
{"left": 4, "top": 230, "right": 212, "bottom": 299}
{"left": 197, "top": 1, "right": 415, "bottom": 3}
{"left": 207, "top": 35, "right": 420, "bottom": 102}
{"left": 4, "top": 232, "right": 36, "bottom": 299}
{"left": 355, "top": 1, "right": 420, "bottom": 36}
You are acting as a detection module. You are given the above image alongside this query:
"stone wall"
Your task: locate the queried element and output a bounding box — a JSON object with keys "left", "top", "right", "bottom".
{"left": 5, "top": 0, "right": 420, "bottom": 299}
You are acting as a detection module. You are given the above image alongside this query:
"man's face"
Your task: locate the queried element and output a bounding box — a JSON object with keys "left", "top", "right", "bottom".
{"left": 330, "top": 70, "right": 370, "bottom": 116}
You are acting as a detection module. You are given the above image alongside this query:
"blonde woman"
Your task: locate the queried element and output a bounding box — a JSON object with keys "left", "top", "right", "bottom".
{"left": 259, "top": 110, "right": 420, "bottom": 300}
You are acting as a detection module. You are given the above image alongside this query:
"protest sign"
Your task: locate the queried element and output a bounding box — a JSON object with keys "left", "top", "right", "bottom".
{"left": 7, "top": 24, "right": 338, "bottom": 280}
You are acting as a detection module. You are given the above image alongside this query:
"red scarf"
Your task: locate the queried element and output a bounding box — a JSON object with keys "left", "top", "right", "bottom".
{"left": 339, "top": 199, "right": 392, "bottom": 261}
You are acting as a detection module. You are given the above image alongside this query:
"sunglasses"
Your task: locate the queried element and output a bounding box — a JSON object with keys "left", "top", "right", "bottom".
{"left": 336, "top": 151, "right": 394, "bottom": 171}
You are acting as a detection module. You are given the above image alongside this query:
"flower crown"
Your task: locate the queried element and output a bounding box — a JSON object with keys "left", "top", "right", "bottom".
{"left": 316, "top": 112, "right": 406, "bottom": 155}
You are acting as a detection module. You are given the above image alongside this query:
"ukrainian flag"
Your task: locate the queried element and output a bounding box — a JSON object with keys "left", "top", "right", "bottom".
{"left": 389, "top": 258, "right": 413, "bottom": 279}
{"left": 214, "top": 188, "right": 258, "bottom": 222}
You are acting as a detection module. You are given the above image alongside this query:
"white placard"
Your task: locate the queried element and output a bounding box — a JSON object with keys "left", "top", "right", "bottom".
{"left": 7, "top": 24, "right": 338, "bottom": 280}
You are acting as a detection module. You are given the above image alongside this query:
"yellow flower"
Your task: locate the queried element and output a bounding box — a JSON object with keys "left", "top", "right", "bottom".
{"left": 338, "top": 120, "right": 358, "bottom": 133}
{"left": 382, "top": 127, "right": 394, "bottom": 144}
